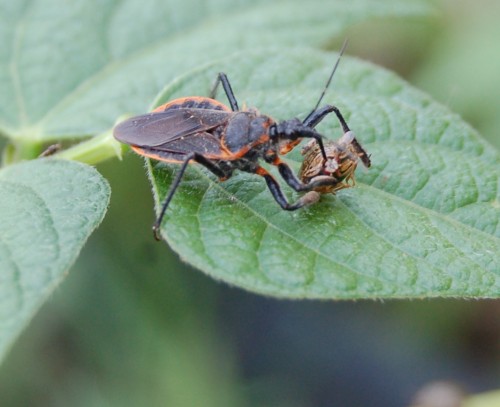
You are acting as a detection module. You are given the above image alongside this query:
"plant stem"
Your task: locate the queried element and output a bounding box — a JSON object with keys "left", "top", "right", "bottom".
{"left": 55, "top": 130, "right": 127, "bottom": 165}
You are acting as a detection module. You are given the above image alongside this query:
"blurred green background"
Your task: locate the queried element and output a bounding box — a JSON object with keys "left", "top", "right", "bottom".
{"left": 1, "top": 0, "right": 499, "bottom": 406}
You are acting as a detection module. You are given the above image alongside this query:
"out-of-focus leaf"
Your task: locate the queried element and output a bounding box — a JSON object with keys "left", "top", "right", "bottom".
{"left": 0, "top": 159, "right": 110, "bottom": 362}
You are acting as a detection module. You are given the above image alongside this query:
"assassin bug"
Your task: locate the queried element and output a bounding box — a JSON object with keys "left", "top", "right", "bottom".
{"left": 114, "top": 42, "right": 368, "bottom": 240}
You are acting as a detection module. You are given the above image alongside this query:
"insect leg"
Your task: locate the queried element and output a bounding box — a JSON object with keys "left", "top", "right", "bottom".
{"left": 209, "top": 73, "right": 239, "bottom": 111}
{"left": 267, "top": 155, "right": 341, "bottom": 192}
{"left": 303, "top": 104, "right": 350, "bottom": 132}
{"left": 253, "top": 166, "right": 321, "bottom": 210}
{"left": 284, "top": 126, "right": 329, "bottom": 161}
{"left": 153, "top": 152, "right": 229, "bottom": 240}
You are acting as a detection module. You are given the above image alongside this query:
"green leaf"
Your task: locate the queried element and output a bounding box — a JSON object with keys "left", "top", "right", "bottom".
{"left": 150, "top": 48, "right": 500, "bottom": 299}
{"left": 0, "top": 159, "right": 110, "bottom": 362}
{"left": 0, "top": 0, "right": 434, "bottom": 143}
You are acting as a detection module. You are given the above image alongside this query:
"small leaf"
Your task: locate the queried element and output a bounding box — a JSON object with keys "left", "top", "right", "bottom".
{"left": 149, "top": 48, "right": 500, "bottom": 299}
{"left": 0, "top": 159, "right": 110, "bottom": 362}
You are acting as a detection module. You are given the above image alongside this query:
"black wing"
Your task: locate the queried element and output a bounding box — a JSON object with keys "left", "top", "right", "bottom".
{"left": 113, "top": 108, "right": 232, "bottom": 147}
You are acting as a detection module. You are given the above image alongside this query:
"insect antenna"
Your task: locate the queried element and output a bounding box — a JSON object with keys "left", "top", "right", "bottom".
{"left": 304, "top": 39, "right": 349, "bottom": 122}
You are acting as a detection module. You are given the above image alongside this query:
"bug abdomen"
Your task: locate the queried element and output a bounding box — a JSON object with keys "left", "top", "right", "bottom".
{"left": 155, "top": 96, "right": 230, "bottom": 113}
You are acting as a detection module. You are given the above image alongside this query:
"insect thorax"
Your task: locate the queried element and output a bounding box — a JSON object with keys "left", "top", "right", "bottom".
{"left": 222, "top": 112, "right": 274, "bottom": 154}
